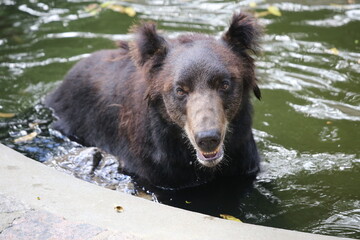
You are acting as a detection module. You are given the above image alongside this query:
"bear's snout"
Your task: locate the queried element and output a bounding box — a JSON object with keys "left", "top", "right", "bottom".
{"left": 194, "top": 129, "right": 224, "bottom": 167}
{"left": 184, "top": 91, "right": 227, "bottom": 168}
{"left": 195, "top": 129, "right": 221, "bottom": 153}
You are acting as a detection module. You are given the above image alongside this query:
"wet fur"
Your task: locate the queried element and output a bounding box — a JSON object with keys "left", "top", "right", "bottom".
{"left": 45, "top": 12, "right": 262, "bottom": 189}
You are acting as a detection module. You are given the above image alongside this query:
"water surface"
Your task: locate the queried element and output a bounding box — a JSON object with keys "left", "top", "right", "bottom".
{"left": 0, "top": 0, "right": 359, "bottom": 238}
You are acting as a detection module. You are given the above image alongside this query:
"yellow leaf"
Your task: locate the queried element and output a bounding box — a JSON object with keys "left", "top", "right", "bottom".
{"left": 249, "top": 2, "right": 257, "bottom": 8}
{"left": 254, "top": 11, "right": 271, "bottom": 18}
{"left": 0, "top": 112, "right": 15, "bottom": 118}
{"left": 100, "top": 1, "right": 115, "bottom": 8}
{"left": 220, "top": 214, "right": 242, "bottom": 222}
{"left": 107, "top": 4, "right": 125, "bottom": 13}
{"left": 268, "top": 5, "right": 282, "bottom": 16}
{"left": 329, "top": 48, "right": 339, "bottom": 55}
{"left": 84, "top": 3, "right": 101, "bottom": 15}
{"left": 85, "top": 3, "right": 99, "bottom": 12}
{"left": 185, "top": 201, "right": 191, "bottom": 204}
{"left": 14, "top": 132, "right": 38, "bottom": 143}
{"left": 329, "top": 4, "right": 344, "bottom": 8}
{"left": 124, "top": 7, "right": 136, "bottom": 17}
{"left": 103, "top": 3, "right": 136, "bottom": 17}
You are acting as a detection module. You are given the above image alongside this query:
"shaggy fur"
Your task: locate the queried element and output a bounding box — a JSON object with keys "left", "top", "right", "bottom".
{"left": 45, "top": 12, "right": 262, "bottom": 189}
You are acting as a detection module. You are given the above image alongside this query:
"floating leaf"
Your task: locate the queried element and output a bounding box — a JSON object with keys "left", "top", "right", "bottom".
{"left": 14, "top": 132, "right": 38, "bottom": 143}
{"left": 220, "top": 214, "right": 242, "bottom": 222}
{"left": 249, "top": 2, "right": 257, "bottom": 8}
{"left": 104, "top": 3, "right": 136, "bottom": 17}
{"left": 254, "top": 11, "right": 271, "bottom": 18}
{"left": 185, "top": 201, "right": 191, "bottom": 204}
{"left": 107, "top": 4, "right": 124, "bottom": 13}
{"left": 268, "top": 5, "right": 282, "bottom": 16}
{"left": 100, "top": 1, "right": 115, "bottom": 8}
{"left": 114, "top": 205, "right": 124, "bottom": 213}
{"left": 85, "top": 4, "right": 101, "bottom": 15}
{"left": 329, "top": 48, "right": 339, "bottom": 55}
{"left": 326, "top": 121, "right": 333, "bottom": 125}
{"left": 0, "top": 112, "right": 15, "bottom": 118}
{"left": 329, "top": 4, "right": 344, "bottom": 8}
{"left": 85, "top": 2, "right": 136, "bottom": 17}
{"left": 124, "top": 7, "right": 136, "bottom": 17}
{"left": 85, "top": 4, "right": 99, "bottom": 12}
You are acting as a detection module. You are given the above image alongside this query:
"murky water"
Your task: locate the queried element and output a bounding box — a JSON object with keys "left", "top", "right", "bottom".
{"left": 0, "top": 0, "right": 359, "bottom": 238}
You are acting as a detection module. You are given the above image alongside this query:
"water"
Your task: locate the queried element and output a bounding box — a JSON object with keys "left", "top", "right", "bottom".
{"left": 0, "top": 0, "right": 359, "bottom": 238}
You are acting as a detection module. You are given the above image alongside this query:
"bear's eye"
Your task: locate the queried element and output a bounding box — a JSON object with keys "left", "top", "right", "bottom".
{"left": 220, "top": 80, "right": 230, "bottom": 91}
{"left": 176, "top": 87, "right": 187, "bottom": 97}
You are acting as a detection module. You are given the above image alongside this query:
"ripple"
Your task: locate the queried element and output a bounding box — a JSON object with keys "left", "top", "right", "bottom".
{"left": 273, "top": 2, "right": 360, "bottom": 12}
{"left": 0, "top": 1, "right": 359, "bottom": 238}
{"left": 310, "top": 202, "right": 360, "bottom": 238}
{"left": 289, "top": 97, "right": 360, "bottom": 121}
{"left": 305, "top": 14, "right": 351, "bottom": 27}
{"left": 133, "top": 0, "right": 242, "bottom": 31}
{"left": 304, "top": 8, "right": 360, "bottom": 27}
{"left": 44, "top": 147, "right": 156, "bottom": 200}
{"left": 256, "top": 140, "right": 359, "bottom": 181}
{"left": 44, "top": 32, "right": 132, "bottom": 42}
{"left": 0, "top": 53, "right": 90, "bottom": 76}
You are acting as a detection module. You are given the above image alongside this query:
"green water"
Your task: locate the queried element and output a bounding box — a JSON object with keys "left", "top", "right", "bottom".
{"left": 0, "top": 0, "right": 359, "bottom": 238}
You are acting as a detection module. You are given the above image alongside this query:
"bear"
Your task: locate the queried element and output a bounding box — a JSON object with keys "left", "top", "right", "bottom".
{"left": 45, "top": 11, "right": 262, "bottom": 189}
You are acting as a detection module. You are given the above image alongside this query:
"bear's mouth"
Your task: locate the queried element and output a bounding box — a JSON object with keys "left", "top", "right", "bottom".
{"left": 196, "top": 147, "right": 224, "bottom": 167}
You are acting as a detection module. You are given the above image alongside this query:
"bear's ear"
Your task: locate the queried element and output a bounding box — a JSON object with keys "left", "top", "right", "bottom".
{"left": 130, "top": 22, "right": 168, "bottom": 71}
{"left": 253, "top": 83, "right": 261, "bottom": 100}
{"left": 222, "top": 12, "right": 262, "bottom": 54}
{"left": 223, "top": 12, "right": 262, "bottom": 100}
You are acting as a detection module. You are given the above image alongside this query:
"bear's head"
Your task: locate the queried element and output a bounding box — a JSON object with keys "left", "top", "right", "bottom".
{"left": 130, "top": 12, "right": 262, "bottom": 168}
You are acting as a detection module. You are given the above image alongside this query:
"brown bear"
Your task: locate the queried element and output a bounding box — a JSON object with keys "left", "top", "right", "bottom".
{"left": 45, "top": 12, "right": 262, "bottom": 189}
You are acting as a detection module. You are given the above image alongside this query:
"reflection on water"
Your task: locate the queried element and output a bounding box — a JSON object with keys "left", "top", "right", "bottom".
{"left": 0, "top": 0, "right": 359, "bottom": 238}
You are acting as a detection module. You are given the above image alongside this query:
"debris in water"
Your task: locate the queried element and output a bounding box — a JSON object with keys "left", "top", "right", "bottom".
{"left": 267, "top": 6, "right": 282, "bottom": 16}
{"left": 0, "top": 112, "right": 15, "bottom": 118}
{"left": 249, "top": 2, "right": 257, "bottom": 8}
{"left": 255, "top": 5, "right": 282, "bottom": 18}
{"left": 220, "top": 214, "right": 242, "bottom": 222}
{"left": 84, "top": 4, "right": 101, "bottom": 15}
{"left": 329, "top": 48, "right": 339, "bottom": 55}
{"left": 14, "top": 132, "right": 38, "bottom": 143}
{"left": 85, "top": 2, "right": 136, "bottom": 17}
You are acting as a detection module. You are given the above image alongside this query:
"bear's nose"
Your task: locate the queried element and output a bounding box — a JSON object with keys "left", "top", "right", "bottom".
{"left": 195, "top": 130, "right": 221, "bottom": 152}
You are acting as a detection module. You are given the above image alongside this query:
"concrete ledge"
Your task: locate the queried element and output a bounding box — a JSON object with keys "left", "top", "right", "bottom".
{"left": 0, "top": 144, "right": 351, "bottom": 240}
